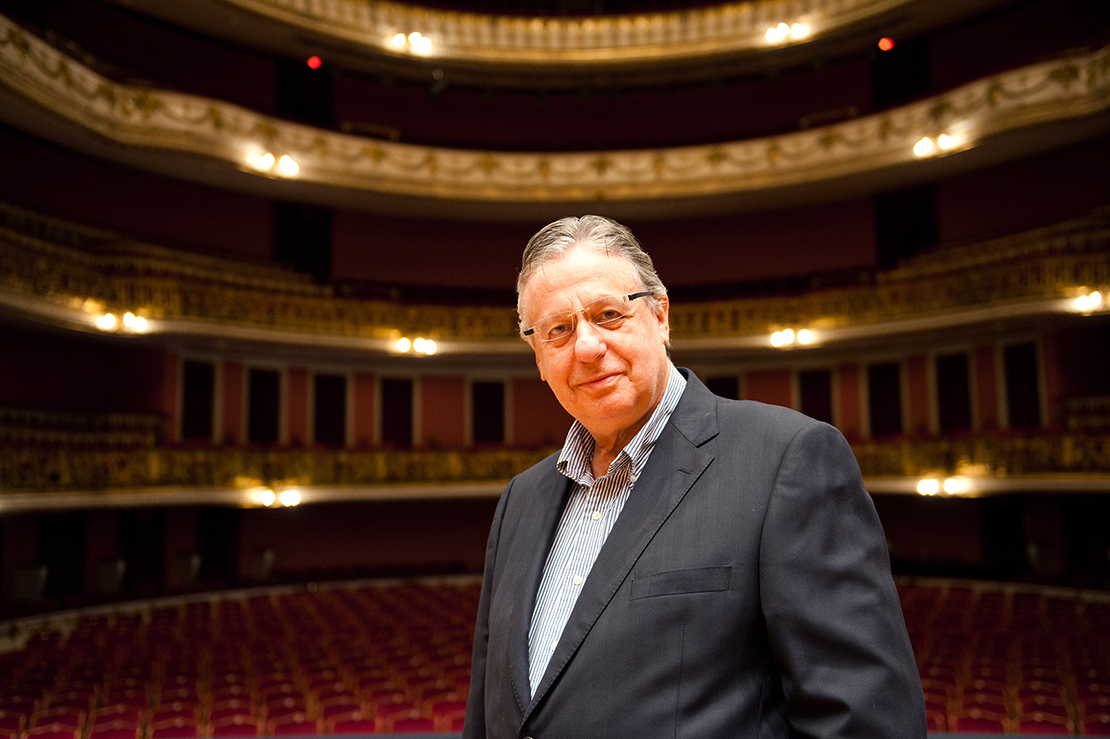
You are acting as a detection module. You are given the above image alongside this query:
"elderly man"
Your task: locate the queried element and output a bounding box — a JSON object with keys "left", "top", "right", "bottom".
{"left": 463, "top": 215, "right": 925, "bottom": 739}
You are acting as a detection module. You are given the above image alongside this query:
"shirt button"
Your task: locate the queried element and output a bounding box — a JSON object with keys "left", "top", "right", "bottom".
{"left": 591, "top": 511, "right": 602, "bottom": 521}
{"left": 572, "top": 575, "right": 583, "bottom": 586}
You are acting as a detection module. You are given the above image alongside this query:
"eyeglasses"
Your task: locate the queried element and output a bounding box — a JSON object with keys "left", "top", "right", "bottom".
{"left": 523, "top": 291, "right": 654, "bottom": 347}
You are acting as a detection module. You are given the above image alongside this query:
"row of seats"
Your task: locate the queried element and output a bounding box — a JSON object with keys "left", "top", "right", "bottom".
{"left": 898, "top": 582, "right": 1110, "bottom": 734}
{"left": 2, "top": 578, "right": 1109, "bottom": 735}
{"left": 2, "top": 582, "right": 479, "bottom": 736}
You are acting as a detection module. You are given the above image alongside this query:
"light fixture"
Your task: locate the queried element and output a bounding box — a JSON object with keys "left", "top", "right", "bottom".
{"left": 770, "top": 328, "right": 817, "bottom": 348}
{"left": 914, "top": 137, "right": 935, "bottom": 157}
{"left": 277, "top": 155, "right": 299, "bottom": 176}
{"left": 766, "top": 21, "right": 811, "bottom": 44}
{"left": 122, "top": 312, "right": 148, "bottom": 332}
{"left": 917, "top": 478, "right": 940, "bottom": 496}
{"left": 391, "top": 31, "right": 433, "bottom": 54}
{"left": 396, "top": 336, "right": 438, "bottom": 355}
{"left": 246, "top": 151, "right": 299, "bottom": 177}
{"left": 95, "top": 312, "right": 117, "bottom": 331}
{"left": 942, "top": 477, "right": 971, "bottom": 495}
{"left": 1075, "top": 290, "right": 1104, "bottom": 312}
{"left": 279, "top": 489, "right": 301, "bottom": 507}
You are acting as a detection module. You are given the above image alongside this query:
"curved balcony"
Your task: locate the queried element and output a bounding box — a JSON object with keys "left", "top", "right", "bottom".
{"left": 2, "top": 201, "right": 1107, "bottom": 358}
{"left": 104, "top": 0, "right": 1009, "bottom": 86}
{"left": 1, "top": 12, "right": 1107, "bottom": 220}
{"left": 1, "top": 427, "right": 1107, "bottom": 507}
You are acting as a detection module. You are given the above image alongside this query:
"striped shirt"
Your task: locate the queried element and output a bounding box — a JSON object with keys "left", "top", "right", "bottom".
{"left": 527, "top": 364, "right": 687, "bottom": 696}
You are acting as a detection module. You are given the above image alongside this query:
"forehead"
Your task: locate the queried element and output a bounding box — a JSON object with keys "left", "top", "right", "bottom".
{"left": 522, "top": 246, "right": 638, "bottom": 318}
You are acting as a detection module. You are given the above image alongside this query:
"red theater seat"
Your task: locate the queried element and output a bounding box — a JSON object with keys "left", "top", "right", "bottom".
{"left": 149, "top": 716, "right": 202, "bottom": 739}
{"left": 1082, "top": 713, "right": 1110, "bottom": 736}
{"left": 389, "top": 717, "right": 434, "bottom": 733}
{"left": 87, "top": 718, "right": 142, "bottom": 739}
{"left": 951, "top": 707, "right": 1010, "bottom": 733}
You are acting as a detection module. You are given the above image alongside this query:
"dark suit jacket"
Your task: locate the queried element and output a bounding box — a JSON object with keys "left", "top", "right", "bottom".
{"left": 464, "top": 369, "right": 926, "bottom": 739}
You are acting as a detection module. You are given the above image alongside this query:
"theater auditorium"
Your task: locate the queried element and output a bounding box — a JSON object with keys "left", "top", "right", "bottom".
{"left": 0, "top": 0, "right": 1108, "bottom": 736}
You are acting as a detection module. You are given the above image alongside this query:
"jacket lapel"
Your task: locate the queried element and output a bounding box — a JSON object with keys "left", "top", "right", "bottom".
{"left": 506, "top": 468, "right": 574, "bottom": 715}
{"left": 523, "top": 370, "right": 720, "bottom": 717}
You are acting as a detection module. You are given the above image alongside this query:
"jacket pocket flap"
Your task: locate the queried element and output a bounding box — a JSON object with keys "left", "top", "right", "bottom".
{"left": 630, "top": 565, "right": 732, "bottom": 600}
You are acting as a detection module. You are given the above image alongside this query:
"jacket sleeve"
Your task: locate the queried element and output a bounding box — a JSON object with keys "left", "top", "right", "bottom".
{"left": 462, "top": 480, "right": 512, "bottom": 739}
{"left": 759, "top": 420, "right": 927, "bottom": 738}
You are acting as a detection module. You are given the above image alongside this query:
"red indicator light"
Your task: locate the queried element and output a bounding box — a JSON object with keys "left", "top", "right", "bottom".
{"left": 878, "top": 37, "right": 895, "bottom": 52}
{"left": 307, "top": 56, "right": 322, "bottom": 69}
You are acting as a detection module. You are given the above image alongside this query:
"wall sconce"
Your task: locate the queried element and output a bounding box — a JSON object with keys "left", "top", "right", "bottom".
{"left": 1074, "top": 290, "right": 1104, "bottom": 313}
{"left": 392, "top": 31, "right": 433, "bottom": 54}
{"left": 247, "top": 151, "right": 299, "bottom": 176}
{"left": 770, "top": 328, "right": 816, "bottom": 347}
{"left": 92, "top": 310, "right": 149, "bottom": 333}
{"left": 396, "top": 336, "right": 438, "bottom": 355}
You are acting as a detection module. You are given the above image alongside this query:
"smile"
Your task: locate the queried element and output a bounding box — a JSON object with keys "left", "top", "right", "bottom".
{"left": 577, "top": 372, "right": 621, "bottom": 390}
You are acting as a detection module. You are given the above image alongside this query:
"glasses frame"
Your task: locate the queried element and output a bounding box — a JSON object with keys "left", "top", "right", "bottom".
{"left": 522, "top": 291, "right": 655, "bottom": 344}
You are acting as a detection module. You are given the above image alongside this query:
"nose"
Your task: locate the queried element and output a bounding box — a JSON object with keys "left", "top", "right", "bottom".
{"left": 572, "top": 316, "right": 607, "bottom": 361}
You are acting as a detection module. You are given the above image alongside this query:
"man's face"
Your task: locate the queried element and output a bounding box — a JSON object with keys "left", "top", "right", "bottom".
{"left": 520, "top": 245, "right": 671, "bottom": 448}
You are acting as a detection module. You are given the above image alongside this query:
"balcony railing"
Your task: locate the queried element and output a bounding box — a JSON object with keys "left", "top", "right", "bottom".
{"left": 1, "top": 432, "right": 1107, "bottom": 497}
{"left": 2, "top": 201, "right": 1108, "bottom": 353}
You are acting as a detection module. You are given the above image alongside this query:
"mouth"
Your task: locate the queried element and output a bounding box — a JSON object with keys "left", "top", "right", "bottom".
{"left": 576, "top": 371, "right": 621, "bottom": 391}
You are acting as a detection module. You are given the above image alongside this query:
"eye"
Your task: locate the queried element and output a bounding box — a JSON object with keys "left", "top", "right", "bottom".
{"left": 545, "top": 320, "right": 572, "bottom": 339}
{"left": 594, "top": 308, "right": 626, "bottom": 326}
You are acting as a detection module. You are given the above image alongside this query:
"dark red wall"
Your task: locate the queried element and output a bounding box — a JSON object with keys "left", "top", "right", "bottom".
{"left": 0, "top": 129, "right": 274, "bottom": 260}
{"left": 936, "top": 137, "right": 1110, "bottom": 242}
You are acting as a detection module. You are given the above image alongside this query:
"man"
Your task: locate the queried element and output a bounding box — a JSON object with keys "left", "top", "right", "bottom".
{"left": 464, "top": 215, "right": 926, "bottom": 738}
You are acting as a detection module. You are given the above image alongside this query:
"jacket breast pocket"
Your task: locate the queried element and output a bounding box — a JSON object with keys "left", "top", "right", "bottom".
{"left": 629, "top": 565, "right": 732, "bottom": 600}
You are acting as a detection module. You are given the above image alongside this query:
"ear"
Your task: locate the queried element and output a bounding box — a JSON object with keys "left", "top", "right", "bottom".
{"left": 534, "top": 344, "right": 547, "bottom": 382}
{"left": 654, "top": 295, "right": 670, "bottom": 345}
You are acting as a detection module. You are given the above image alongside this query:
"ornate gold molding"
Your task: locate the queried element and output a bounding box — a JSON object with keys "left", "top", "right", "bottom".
{"left": 2, "top": 13, "right": 1107, "bottom": 207}
{"left": 1, "top": 434, "right": 1106, "bottom": 495}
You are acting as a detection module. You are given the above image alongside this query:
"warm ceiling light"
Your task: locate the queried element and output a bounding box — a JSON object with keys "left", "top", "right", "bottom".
{"left": 937, "top": 133, "right": 954, "bottom": 150}
{"left": 766, "top": 22, "right": 790, "bottom": 43}
{"left": 121, "top": 312, "right": 149, "bottom": 332}
{"left": 917, "top": 479, "right": 940, "bottom": 496}
{"left": 392, "top": 33, "right": 406, "bottom": 47}
{"left": 422, "top": 339, "right": 437, "bottom": 355}
{"left": 96, "top": 313, "right": 117, "bottom": 331}
{"left": 1075, "top": 290, "right": 1104, "bottom": 312}
{"left": 397, "top": 337, "right": 411, "bottom": 352}
{"left": 796, "top": 329, "right": 814, "bottom": 344}
{"left": 913, "top": 137, "right": 934, "bottom": 156}
{"left": 943, "top": 477, "right": 971, "bottom": 495}
{"left": 277, "top": 155, "right": 299, "bottom": 176}
{"left": 250, "top": 488, "right": 276, "bottom": 507}
{"left": 789, "top": 22, "right": 810, "bottom": 39}
{"left": 279, "top": 489, "right": 301, "bottom": 507}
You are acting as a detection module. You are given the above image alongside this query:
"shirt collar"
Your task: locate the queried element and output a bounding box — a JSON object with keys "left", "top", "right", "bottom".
{"left": 556, "top": 364, "right": 687, "bottom": 485}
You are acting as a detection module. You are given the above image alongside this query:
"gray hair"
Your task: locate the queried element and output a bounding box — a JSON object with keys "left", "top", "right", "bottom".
{"left": 517, "top": 215, "right": 667, "bottom": 336}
